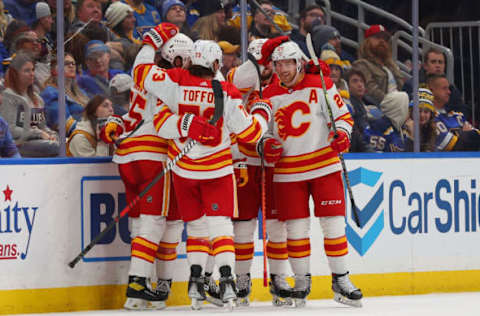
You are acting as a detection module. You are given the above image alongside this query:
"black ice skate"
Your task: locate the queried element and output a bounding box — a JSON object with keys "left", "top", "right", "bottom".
{"left": 291, "top": 273, "right": 311, "bottom": 308}
{"left": 269, "top": 274, "right": 293, "bottom": 307}
{"left": 124, "top": 275, "right": 166, "bottom": 310}
{"left": 204, "top": 272, "right": 223, "bottom": 307}
{"left": 332, "top": 272, "right": 363, "bottom": 307}
{"left": 235, "top": 273, "right": 252, "bottom": 306}
{"left": 188, "top": 265, "right": 206, "bottom": 310}
{"left": 219, "top": 265, "right": 237, "bottom": 311}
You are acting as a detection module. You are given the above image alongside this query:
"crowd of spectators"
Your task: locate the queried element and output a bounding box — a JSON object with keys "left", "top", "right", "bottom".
{"left": 0, "top": 0, "right": 477, "bottom": 158}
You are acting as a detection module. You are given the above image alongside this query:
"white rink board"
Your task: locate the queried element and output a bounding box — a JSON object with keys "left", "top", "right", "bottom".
{"left": 1, "top": 154, "right": 480, "bottom": 292}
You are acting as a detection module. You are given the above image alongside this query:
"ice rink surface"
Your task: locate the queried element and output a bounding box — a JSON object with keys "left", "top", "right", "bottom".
{"left": 21, "top": 292, "right": 479, "bottom": 316}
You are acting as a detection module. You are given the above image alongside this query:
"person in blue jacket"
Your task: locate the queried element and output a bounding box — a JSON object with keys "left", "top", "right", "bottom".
{"left": 0, "top": 114, "right": 21, "bottom": 158}
{"left": 41, "top": 53, "right": 89, "bottom": 136}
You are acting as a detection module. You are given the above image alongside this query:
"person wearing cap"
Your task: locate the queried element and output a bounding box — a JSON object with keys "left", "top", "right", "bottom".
{"left": 106, "top": 1, "right": 141, "bottom": 45}
{"left": 191, "top": 0, "right": 225, "bottom": 41}
{"left": 402, "top": 88, "right": 437, "bottom": 152}
{"left": 32, "top": 2, "right": 54, "bottom": 64}
{"left": 353, "top": 24, "right": 409, "bottom": 133}
{"left": 218, "top": 40, "right": 240, "bottom": 78}
{"left": 3, "top": 0, "right": 36, "bottom": 26}
{"left": 109, "top": 73, "right": 133, "bottom": 115}
{"left": 311, "top": 24, "right": 354, "bottom": 67}
{"left": 290, "top": 4, "right": 326, "bottom": 57}
{"left": 124, "top": 0, "right": 161, "bottom": 32}
{"left": 105, "top": 1, "right": 142, "bottom": 71}
{"left": 77, "top": 40, "right": 124, "bottom": 98}
{"left": 320, "top": 49, "right": 350, "bottom": 101}
{"left": 162, "top": 0, "right": 194, "bottom": 39}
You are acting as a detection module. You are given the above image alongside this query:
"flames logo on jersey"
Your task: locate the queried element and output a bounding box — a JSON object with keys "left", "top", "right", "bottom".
{"left": 275, "top": 101, "right": 311, "bottom": 140}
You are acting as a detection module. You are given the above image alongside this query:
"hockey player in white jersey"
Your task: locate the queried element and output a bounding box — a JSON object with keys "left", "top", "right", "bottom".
{"left": 258, "top": 37, "right": 363, "bottom": 308}
{"left": 127, "top": 30, "right": 272, "bottom": 310}
{"left": 225, "top": 38, "right": 293, "bottom": 306}
{"left": 100, "top": 23, "right": 220, "bottom": 310}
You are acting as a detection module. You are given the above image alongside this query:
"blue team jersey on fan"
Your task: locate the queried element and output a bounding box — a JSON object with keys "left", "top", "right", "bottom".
{"left": 364, "top": 116, "right": 405, "bottom": 152}
{"left": 433, "top": 110, "right": 465, "bottom": 151}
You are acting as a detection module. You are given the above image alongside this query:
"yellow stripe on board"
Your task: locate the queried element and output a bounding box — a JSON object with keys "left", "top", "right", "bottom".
{"left": 1, "top": 270, "right": 480, "bottom": 314}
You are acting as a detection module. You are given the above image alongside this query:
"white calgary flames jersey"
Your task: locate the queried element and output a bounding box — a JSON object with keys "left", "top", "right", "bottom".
{"left": 263, "top": 74, "right": 354, "bottom": 182}
{"left": 131, "top": 45, "right": 268, "bottom": 180}
{"left": 112, "top": 50, "right": 186, "bottom": 164}
{"left": 226, "top": 61, "right": 277, "bottom": 167}
{"left": 112, "top": 86, "right": 171, "bottom": 164}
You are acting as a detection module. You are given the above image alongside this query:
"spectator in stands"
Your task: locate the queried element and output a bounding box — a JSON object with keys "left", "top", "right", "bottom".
{"left": 321, "top": 49, "right": 349, "bottom": 101}
{"left": 32, "top": 2, "right": 54, "bottom": 59}
{"left": 3, "top": 0, "right": 36, "bottom": 26}
{"left": 228, "top": 1, "right": 291, "bottom": 35}
{"left": 72, "top": 0, "right": 102, "bottom": 26}
{"left": 3, "top": 20, "right": 29, "bottom": 54}
{"left": 77, "top": 40, "right": 124, "bottom": 98}
{"left": 41, "top": 53, "right": 89, "bottom": 134}
{"left": 8, "top": 28, "right": 49, "bottom": 92}
{"left": 109, "top": 73, "right": 133, "bottom": 115}
{"left": 345, "top": 68, "right": 375, "bottom": 152}
{"left": 0, "top": 0, "right": 13, "bottom": 76}
{"left": 249, "top": 0, "right": 281, "bottom": 39}
{"left": 191, "top": 0, "right": 225, "bottom": 41}
{"left": 46, "top": 0, "right": 76, "bottom": 40}
{"left": 70, "top": 0, "right": 116, "bottom": 41}
{"left": 105, "top": 1, "right": 141, "bottom": 71}
{"left": 67, "top": 95, "right": 114, "bottom": 157}
{"left": 290, "top": 4, "right": 325, "bottom": 56}
{"left": 312, "top": 24, "right": 354, "bottom": 66}
{"left": 162, "top": 0, "right": 194, "bottom": 39}
{"left": 403, "top": 88, "right": 437, "bottom": 152}
{"left": 0, "top": 53, "right": 59, "bottom": 157}
{"left": 0, "top": 114, "right": 21, "bottom": 158}
{"left": 403, "top": 47, "right": 471, "bottom": 121}
{"left": 124, "top": 0, "right": 161, "bottom": 32}
{"left": 65, "top": 31, "right": 90, "bottom": 70}
{"left": 0, "top": 0, "right": 13, "bottom": 40}
{"left": 427, "top": 74, "right": 480, "bottom": 151}
{"left": 353, "top": 24, "right": 409, "bottom": 133}
{"left": 106, "top": 1, "right": 140, "bottom": 43}
{"left": 218, "top": 40, "right": 240, "bottom": 78}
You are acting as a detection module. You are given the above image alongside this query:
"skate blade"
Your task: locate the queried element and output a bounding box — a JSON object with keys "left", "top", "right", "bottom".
{"left": 191, "top": 298, "right": 204, "bottom": 310}
{"left": 293, "top": 298, "right": 306, "bottom": 308}
{"left": 334, "top": 293, "right": 363, "bottom": 307}
{"left": 123, "top": 298, "right": 147, "bottom": 310}
{"left": 206, "top": 295, "right": 224, "bottom": 307}
{"left": 225, "top": 298, "right": 235, "bottom": 312}
{"left": 235, "top": 297, "right": 250, "bottom": 307}
{"left": 145, "top": 300, "right": 167, "bottom": 310}
{"left": 272, "top": 296, "right": 293, "bottom": 307}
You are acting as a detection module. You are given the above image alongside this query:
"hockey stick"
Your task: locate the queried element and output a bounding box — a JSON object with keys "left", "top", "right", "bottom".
{"left": 306, "top": 33, "right": 361, "bottom": 228}
{"left": 247, "top": 52, "right": 268, "bottom": 287}
{"left": 113, "top": 119, "right": 145, "bottom": 147}
{"left": 68, "top": 81, "right": 224, "bottom": 268}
